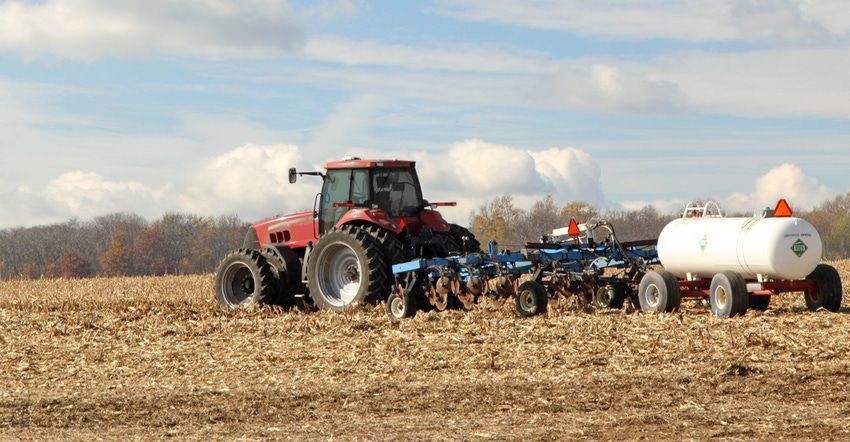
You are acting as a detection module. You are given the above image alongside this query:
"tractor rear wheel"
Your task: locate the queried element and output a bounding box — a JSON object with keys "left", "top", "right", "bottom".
{"left": 443, "top": 224, "right": 482, "bottom": 255}
{"left": 363, "top": 225, "right": 408, "bottom": 297}
{"left": 804, "top": 264, "right": 842, "bottom": 312}
{"left": 214, "top": 248, "right": 278, "bottom": 308}
{"left": 307, "top": 225, "right": 387, "bottom": 312}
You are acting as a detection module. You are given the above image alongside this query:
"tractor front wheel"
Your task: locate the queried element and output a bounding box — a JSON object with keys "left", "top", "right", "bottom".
{"left": 307, "top": 225, "right": 387, "bottom": 312}
{"left": 214, "top": 248, "right": 278, "bottom": 308}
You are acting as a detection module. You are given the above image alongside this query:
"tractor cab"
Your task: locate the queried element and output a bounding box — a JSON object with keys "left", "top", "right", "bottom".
{"left": 290, "top": 157, "right": 453, "bottom": 238}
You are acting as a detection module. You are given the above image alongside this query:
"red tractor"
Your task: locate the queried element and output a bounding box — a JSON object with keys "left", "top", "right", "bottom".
{"left": 214, "top": 157, "right": 480, "bottom": 311}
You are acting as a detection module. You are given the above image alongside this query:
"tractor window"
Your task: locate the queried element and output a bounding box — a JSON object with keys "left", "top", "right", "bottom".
{"left": 320, "top": 169, "right": 352, "bottom": 233}
{"left": 372, "top": 168, "right": 424, "bottom": 216}
{"left": 350, "top": 169, "right": 369, "bottom": 206}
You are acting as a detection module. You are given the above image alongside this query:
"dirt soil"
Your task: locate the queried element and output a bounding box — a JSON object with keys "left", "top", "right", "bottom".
{"left": 2, "top": 262, "right": 850, "bottom": 441}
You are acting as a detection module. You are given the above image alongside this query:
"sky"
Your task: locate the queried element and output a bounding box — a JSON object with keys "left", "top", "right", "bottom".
{"left": 1, "top": 0, "right": 849, "bottom": 229}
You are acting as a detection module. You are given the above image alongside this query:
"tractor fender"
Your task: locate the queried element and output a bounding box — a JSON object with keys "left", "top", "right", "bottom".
{"left": 417, "top": 209, "right": 451, "bottom": 233}
{"left": 335, "top": 209, "right": 404, "bottom": 234}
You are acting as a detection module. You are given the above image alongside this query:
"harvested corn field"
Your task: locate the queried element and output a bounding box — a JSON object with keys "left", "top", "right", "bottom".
{"left": 2, "top": 262, "right": 850, "bottom": 441}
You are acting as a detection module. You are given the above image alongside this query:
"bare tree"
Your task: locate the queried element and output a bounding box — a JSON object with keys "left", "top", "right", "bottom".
{"left": 468, "top": 193, "right": 524, "bottom": 247}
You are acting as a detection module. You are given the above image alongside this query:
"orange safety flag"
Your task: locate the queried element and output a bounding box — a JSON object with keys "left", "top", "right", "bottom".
{"left": 773, "top": 199, "right": 793, "bottom": 217}
{"left": 568, "top": 219, "right": 581, "bottom": 236}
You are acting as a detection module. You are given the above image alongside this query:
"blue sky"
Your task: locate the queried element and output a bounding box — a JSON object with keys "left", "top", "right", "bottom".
{"left": 1, "top": 0, "right": 849, "bottom": 229}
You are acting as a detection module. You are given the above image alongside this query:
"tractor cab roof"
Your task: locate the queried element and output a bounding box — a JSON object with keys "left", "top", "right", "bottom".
{"left": 324, "top": 157, "right": 415, "bottom": 170}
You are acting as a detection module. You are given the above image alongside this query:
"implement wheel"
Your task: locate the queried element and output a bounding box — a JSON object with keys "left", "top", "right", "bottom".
{"left": 214, "top": 248, "right": 277, "bottom": 308}
{"left": 804, "top": 264, "right": 842, "bottom": 312}
{"left": 515, "top": 280, "right": 548, "bottom": 317}
{"left": 638, "top": 270, "right": 680, "bottom": 313}
{"left": 387, "top": 287, "right": 417, "bottom": 321}
{"left": 710, "top": 271, "right": 748, "bottom": 317}
{"left": 307, "top": 225, "right": 387, "bottom": 312}
{"left": 594, "top": 284, "right": 626, "bottom": 309}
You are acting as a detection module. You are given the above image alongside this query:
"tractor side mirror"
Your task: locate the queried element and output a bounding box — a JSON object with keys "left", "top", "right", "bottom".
{"left": 288, "top": 168, "right": 297, "bottom": 183}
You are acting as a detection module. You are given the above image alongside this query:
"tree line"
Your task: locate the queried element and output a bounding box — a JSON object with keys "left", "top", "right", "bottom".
{"left": 2, "top": 191, "right": 850, "bottom": 280}
{"left": 0, "top": 213, "right": 249, "bottom": 280}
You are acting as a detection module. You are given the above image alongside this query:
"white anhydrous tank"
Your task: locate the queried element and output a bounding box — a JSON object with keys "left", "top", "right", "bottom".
{"left": 657, "top": 215, "right": 822, "bottom": 281}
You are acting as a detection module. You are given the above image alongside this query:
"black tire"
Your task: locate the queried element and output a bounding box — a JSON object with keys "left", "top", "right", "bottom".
{"left": 306, "top": 225, "right": 387, "bottom": 312}
{"left": 804, "top": 264, "right": 843, "bottom": 312}
{"left": 260, "top": 247, "right": 295, "bottom": 307}
{"left": 637, "top": 270, "right": 681, "bottom": 313}
{"left": 443, "top": 224, "right": 482, "bottom": 255}
{"left": 386, "top": 289, "right": 417, "bottom": 320}
{"left": 294, "top": 296, "right": 319, "bottom": 312}
{"left": 748, "top": 294, "right": 771, "bottom": 311}
{"left": 515, "top": 280, "right": 548, "bottom": 317}
{"left": 214, "top": 248, "right": 277, "bottom": 308}
{"left": 363, "top": 225, "right": 408, "bottom": 297}
{"left": 594, "top": 284, "right": 626, "bottom": 309}
{"left": 709, "top": 271, "right": 748, "bottom": 317}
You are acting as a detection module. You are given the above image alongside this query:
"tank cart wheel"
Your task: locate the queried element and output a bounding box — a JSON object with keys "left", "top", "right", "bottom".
{"left": 748, "top": 294, "right": 771, "bottom": 311}
{"left": 307, "top": 225, "right": 386, "bottom": 312}
{"left": 594, "top": 284, "right": 626, "bottom": 309}
{"left": 214, "top": 248, "right": 278, "bottom": 308}
{"left": 387, "top": 286, "right": 417, "bottom": 320}
{"left": 637, "top": 270, "right": 681, "bottom": 313}
{"left": 804, "top": 264, "right": 843, "bottom": 312}
{"left": 709, "top": 271, "right": 748, "bottom": 317}
{"left": 515, "top": 280, "right": 548, "bottom": 317}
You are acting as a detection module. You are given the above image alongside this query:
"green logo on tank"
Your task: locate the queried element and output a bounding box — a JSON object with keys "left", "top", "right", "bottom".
{"left": 699, "top": 235, "right": 707, "bottom": 252}
{"left": 791, "top": 239, "right": 808, "bottom": 257}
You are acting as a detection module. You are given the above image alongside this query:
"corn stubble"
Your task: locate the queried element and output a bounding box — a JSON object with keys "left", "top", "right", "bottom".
{"left": 1, "top": 263, "right": 850, "bottom": 441}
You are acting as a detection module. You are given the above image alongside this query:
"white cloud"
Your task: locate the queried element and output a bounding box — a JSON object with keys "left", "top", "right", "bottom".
{"left": 723, "top": 163, "right": 833, "bottom": 213}
{"left": 649, "top": 47, "right": 850, "bottom": 119}
{"left": 540, "top": 63, "right": 684, "bottom": 113}
{"left": 300, "top": 0, "right": 358, "bottom": 21}
{"left": 352, "top": 139, "right": 607, "bottom": 225}
{"left": 622, "top": 163, "right": 834, "bottom": 216}
{"left": 178, "top": 143, "right": 313, "bottom": 221}
{"left": 445, "top": 139, "right": 549, "bottom": 197}
{"left": 434, "top": 0, "right": 843, "bottom": 43}
{"left": 0, "top": 0, "right": 307, "bottom": 61}
{"left": 529, "top": 147, "right": 604, "bottom": 204}
{"left": 302, "top": 35, "right": 549, "bottom": 74}
{"left": 44, "top": 171, "right": 169, "bottom": 217}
